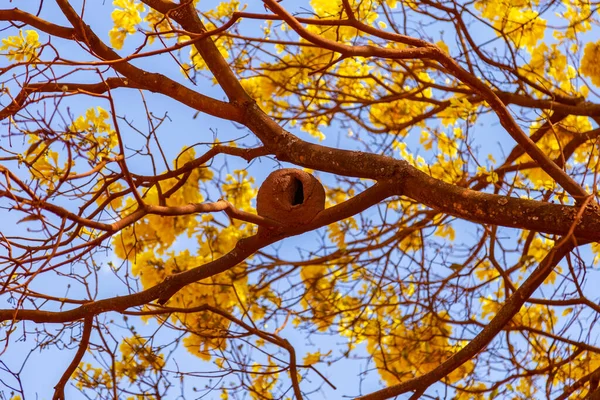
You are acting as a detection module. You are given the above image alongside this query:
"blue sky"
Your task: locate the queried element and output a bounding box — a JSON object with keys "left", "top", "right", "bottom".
{"left": 1, "top": 0, "right": 600, "bottom": 399}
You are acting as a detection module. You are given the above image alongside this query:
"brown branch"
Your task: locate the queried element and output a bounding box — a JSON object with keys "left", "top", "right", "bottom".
{"left": 494, "top": 93, "right": 600, "bottom": 117}
{"left": 261, "top": 0, "right": 589, "bottom": 201}
{"left": 140, "top": 0, "right": 250, "bottom": 103}
{"left": 132, "top": 145, "right": 270, "bottom": 184}
{"left": 96, "top": 2, "right": 600, "bottom": 241}
{"left": 0, "top": 190, "right": 283, "bottom": 235}
{"left": 243, "top": 102, "right": 600, "bottom": 241}
{"left": 129, "top": 303, "right": 305, "bottom": 399}
{"left": 50, "top": 0, "right": 243, "bottom": 122}
{"left": 0, "top": 181, "right": 391, "bottom": 323}
{"left": 357, "top": 239, "right": 575, "bottom": 400}
{"left": 264, "top": 0, "right": 436, "bottom": 60}
{"left": 0, "top": 79, "right": 143, "bottom": 121}
{"left": 556, "top": 366, "right": 600, "bottom": 400}
{"left": 66, "top": 155, "right": 124, "bottom": 181}
{"left": 358, "top": 195, "right": 594, "bottom": 399}
{"left": 52, "top": 316, "right": 93, "bottom": 400}
{"left": 0, "top": 8, "right": 75, "bottom": 39}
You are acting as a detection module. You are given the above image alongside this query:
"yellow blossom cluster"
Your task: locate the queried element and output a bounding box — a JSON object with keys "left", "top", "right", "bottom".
{"left": 0, "top": 29, "right": 40, "bottom": 62}
{"left": 475, "top": 0, "right": 546, "bottom": 52}
{"left": 74, "top": 335, "right": 165, "bottom": 391}
{"left": 113, "top": 147, "right": 212, "bottom": 259}
{"left": 581, "top": 41, "right": 600, "bottom": 87}
{"left": 113, "top": 163, "right": 259, "bottom": 360}
{"left": 110, "top": 0, "right": 145, "bottom": 49}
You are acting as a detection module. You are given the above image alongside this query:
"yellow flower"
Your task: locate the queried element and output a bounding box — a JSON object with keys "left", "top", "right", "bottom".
{"left": 0, "top": 30, "right": 41, "bottom": 62}
{"left": 581, "top": 41, "right": 600, "bottom": 87}
{"left": 110, "top": 0, "right": 145, "bottom": 49}
{"left": 303, "top": 351, "right": 322, "bottom": 365}
{"left": 310, "top": 0, "right": 342, "bottom": 17}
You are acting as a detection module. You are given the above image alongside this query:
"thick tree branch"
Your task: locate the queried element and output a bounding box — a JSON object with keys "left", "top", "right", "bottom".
{"left": 0, "top": 181, "right": 390, "bottom": 323}
{"left": 139, "top": 0, "right": 251, "bottom": 103}
{"left": 358, "top": 196, "right": 593, "bottom": 399}
{"left": 0, "top": 8, "right": 75, "bottom": 39}
{"left": 243, "top": 103, "right": 600, "bottom": 241}
{"left": 50, "top": 0, "right": 242, "bottom": 122}
{"left": 261, "top": 0, "right": 588, "bottom": 200}
{"left": 358, "top": 239, "right": 575, "bottom": 400}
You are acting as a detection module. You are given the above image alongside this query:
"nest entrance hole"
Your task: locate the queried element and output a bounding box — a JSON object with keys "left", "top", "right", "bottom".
{"left": 290, "top": 177, "right": 304, "bottom": 206}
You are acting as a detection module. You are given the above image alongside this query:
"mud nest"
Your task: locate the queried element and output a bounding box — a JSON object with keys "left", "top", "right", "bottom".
{"left": 256, "top": 168, "right": 325, "bottom": 226}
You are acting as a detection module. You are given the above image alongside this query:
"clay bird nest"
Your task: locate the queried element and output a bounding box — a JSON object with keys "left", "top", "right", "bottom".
{"left": 256, "top": 168, "right": 325, "bottom": 227}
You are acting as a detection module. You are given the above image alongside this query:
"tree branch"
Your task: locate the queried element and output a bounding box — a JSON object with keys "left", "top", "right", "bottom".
{"left": 357, "top": 239, "right": 575, "bottom": 400}
{"left": 52, "top": 316, "right": 93, "bottom": 400}
{"left": 50, "top": 0, "right": 243, "bottom": 122}
{"left": 0, "top": 181, "right": 391, "bottom": 323}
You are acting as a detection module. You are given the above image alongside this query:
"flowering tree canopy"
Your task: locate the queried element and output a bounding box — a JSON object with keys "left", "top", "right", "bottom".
{"left": 1, "top": 0, "right": 600, "bottom": 399}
